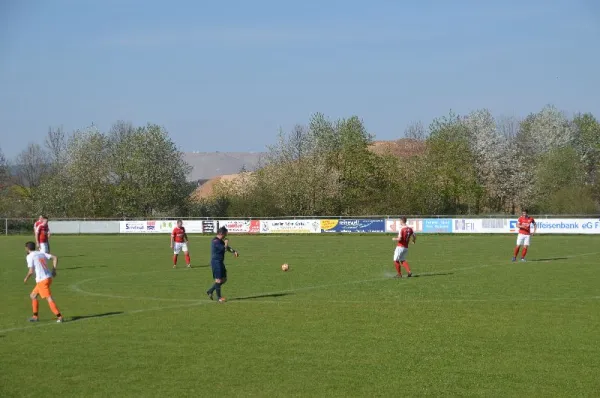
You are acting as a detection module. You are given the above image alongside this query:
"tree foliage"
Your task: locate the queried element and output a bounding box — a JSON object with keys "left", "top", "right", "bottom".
{"left": 1, "top": 106, "right": 599, "bottom": 219}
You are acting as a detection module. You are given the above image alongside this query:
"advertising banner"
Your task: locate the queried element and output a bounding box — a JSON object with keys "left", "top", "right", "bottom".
{"left": 120, "top": 220, "right": 147, "bottom": 233}
{"left": 423, "top": 219, "right": 453, "bottom": 233}
{"left": 509, "top": 218, "right": 600, "bottom": 234}
{"left": 321, "top": 219, "right": 385, "bottom": 233}
{"left": 386, "top": 219, "right": 423, "bottom": 233}
{"left": 260, "top": 219, "right": 321, "bottom": 233}
{"left": 452, "top": 218, "right": 510, "bottom": 233}
{"left": 217, "top": 220, "right": 260, "bottom": 233}
{"left": 320, "top": 219, "right": 339, "bottom": 233}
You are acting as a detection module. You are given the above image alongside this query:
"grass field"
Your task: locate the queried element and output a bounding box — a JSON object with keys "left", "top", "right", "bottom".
{"left": 1, "top": 234, "right": 599, "bottom": 397}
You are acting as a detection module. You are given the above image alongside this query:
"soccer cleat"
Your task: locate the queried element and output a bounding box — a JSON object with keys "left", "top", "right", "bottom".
{"left": 394, "top": 274, "right": 402, "bottom": 278}
{"left": 56, "top": 317, "right": 64, "bottom": 323}
{"left": 206, "top": 291, "right": 213, "bottom": 300}
{"left": 407, "top": 272, "right": 413, "bottom": 278}
{"left": 28, "top": 316, "right": 39, "bottom": 322}
{"left": 521, "top": 258, "right": 527, "bottom": 262}
{"left": 172, "top": 264, "right": 176, "bottom": 268}
{"left": 512, "top": 257, "right": 517, "bottom": 262}
{"left": 187, "top": 264, "right": 191, "bottom": 268}
{"left": 218, "top": 297, "right": 227, "bottom": 303}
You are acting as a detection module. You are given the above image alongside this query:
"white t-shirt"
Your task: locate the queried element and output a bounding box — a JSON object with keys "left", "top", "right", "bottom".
{"left": 26, "top": 251, "right": 54, "bottom": 283}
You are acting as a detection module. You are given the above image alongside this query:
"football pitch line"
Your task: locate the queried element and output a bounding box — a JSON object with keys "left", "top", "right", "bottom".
{"left": 1, "top": 251, "right": 598, "bottom": 335}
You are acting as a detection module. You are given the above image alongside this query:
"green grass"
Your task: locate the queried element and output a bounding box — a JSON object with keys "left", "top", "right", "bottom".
{"left": 1, "top": 234, "right": 599, "bottom": 397}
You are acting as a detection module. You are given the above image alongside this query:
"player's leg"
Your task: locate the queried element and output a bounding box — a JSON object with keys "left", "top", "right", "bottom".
{"left": 29, "top": 286, "right": 40, "bottom": 322}
{"left": 40, "top": 243, "right": 49, "bottom": 254}
{"left": 183, "top": 243, "right": 191, "bottom": 267}
{"left": 39, "top": 279, "right": 63, "bottom": 322}
{"left": 393, "top": 247, "right": 402, "bottom": 277}
{"left": 400, "top": 250, "right": 412, "bottom": 277}
{"left": 513, "top": 235, "right": 524, "bottom": 261}
{"left": 173, "top": 243, "right": 181, "bottom": 268}
{"left": 207, "top": 262, "right": 220, "bottom": 299}
{"left": 521, "top": 236, "right": 531, "bottom": 261}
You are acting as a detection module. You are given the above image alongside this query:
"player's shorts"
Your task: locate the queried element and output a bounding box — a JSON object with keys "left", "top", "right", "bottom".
{"left": 211, "top": 261, "right": 227, "bottom": 280}
{"left": 39, "top": 242, "right": 50, "bottom": 253}
{"left": 31, "top": 277, "right": 52, "bottom": 299}
{"left": 516, "top": 233, "right": 531, "bottom": 246}
{"left": 173, "top": 242, "right": 188, "bottom": 254}
{"left": 393, "top": 246, "right": 408, "bottom": 262}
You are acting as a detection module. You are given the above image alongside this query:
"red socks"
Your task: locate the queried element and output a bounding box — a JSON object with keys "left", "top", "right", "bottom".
{"left": 514, "top": 246, "right": 520, "bottom": 257}
{"left": 394, "top": 261, "right": 401, "bottom": 275}
{"left": 173, "top": 255, "right": 178, "bottom": 265}
{"left": 401, "top": 261, "right": 411, "bottom": 273}
{"left": 522, "top": 247, "right": 528, "bottom": 259}
{"left": 185, "top": 253, "right": 191, "bottom": 265}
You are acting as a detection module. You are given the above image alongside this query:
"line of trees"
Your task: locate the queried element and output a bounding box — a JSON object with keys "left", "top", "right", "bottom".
{"left": 1, "top": 104, "right": 599, "bottom": 219}
{"left": 209, "top": 106, "right": 600, "bottom": 216}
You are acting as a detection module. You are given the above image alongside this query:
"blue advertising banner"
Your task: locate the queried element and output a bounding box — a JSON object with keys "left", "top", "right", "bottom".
{"left": 322, "top": 219, "right": 386, "bottom": 233}
{"left": 422, "top": 219, "right": 453, "bottom": 233}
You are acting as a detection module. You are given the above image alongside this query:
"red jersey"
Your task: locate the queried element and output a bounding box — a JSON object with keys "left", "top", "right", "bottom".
{"left": 34, "top": 220, "right": 43, "bottom": 233}
{"left": 397, "top": 226, "right": 414, "bottom": 247}
{"left": 517, "top": 216, "right": 535, "bottom": 235}
{"left": 172, "top": 226, "right": 186, "bottom": 243}
{"left": 37, "top": 224, "right": 49, "bottom": 243}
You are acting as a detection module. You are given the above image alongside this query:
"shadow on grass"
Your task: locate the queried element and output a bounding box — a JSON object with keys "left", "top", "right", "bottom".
{"left": 61, "top": 254, "right": 86, "bottom": 258}
{"left": 70, "top": 311, "right": 124, "bottom": 322}
{"left": 61, "top": 265, "right": 108, "bottom": 270}
{"left": 230, "top": 292, "right": 294, "bottom": 301}
{"left": 411, "top": 272, "right": 454, "bottom": 278}
{"left": 529, "top": 257, "right": 569, "bottom": 262}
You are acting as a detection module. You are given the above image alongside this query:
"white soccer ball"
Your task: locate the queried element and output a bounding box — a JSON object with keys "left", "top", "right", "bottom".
{"left": 281, "top": 263, "right": 289, "bottom": 271}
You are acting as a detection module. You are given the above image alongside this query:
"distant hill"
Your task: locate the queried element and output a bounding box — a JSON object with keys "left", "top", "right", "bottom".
{"left": 182, "top": 152, "right": 264, "bottom": 182}
{"left": 190, "top": 139, "right": 425, "bottom": 199}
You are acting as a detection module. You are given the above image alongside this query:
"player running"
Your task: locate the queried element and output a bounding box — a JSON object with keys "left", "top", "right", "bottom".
{"left": 36, "top": 216, "right": 51, "bottom": 253}
{"left": 513, "top": 209, "right": 537, "bottom": 262}
{"left": 206, "top": 226, "right": 239, "bottom": 303}
{"left": 171, "top": 219, "right": 191, "bottom": 268}
{"left": 392, "top": 217, "right": 415, "bottom": 278}
{"left": 23, "top": 241, "right": 64, "bottom": 323}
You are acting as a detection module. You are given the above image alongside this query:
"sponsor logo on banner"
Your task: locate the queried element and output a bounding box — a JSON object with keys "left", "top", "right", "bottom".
{"left": 386, "top": 219, "right": 423, "bottom": 233}
{"left": 202, "top": 221, "right": 216, "bottom": 233}
{"left": 121, "top": 221, "right": 146, "bottom": 233}
{"left": 423, "top": 219, "right": 453, "bottom": 233}
{"left": 509, "top": 220, "right": 518, "bottom": 232}
{"left": 146, "top": 221, "right": 155, "bottom": 231}
{"left": 217, "top": 220, "right": 260, "bottom": 233}
{"left": 337, "top": 219, "right": 385, "bottom": 233}
{"left": 320, "top": 219, "right": 339, "bottom": 233}
{"left": 510, "top": 218, "right": 600, "bottom": 234}
{"left": 260, "top": 219, "right": 321, "bottom": 233}
{"left": 452, "top": 219, "right": 476, "bottom": 233}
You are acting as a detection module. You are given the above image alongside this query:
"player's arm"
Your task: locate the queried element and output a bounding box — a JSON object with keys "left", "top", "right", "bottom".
{"left": 46, "top": 253, "right": 58, "bottom": 276}
{"left": 392, "top": 231, "right": 401, "bottom": 241}
{"left": 223, "top": 239, "right": 239, "bottom": 257}
{"left": 184, "top": 232, "right": 189, "bottom": 243}
{"left": 170, "top": 231, "right": 174, "bottom": 247}
{"left": 35, "top": 228, "right": 41, "bottom": 248}
{"left": 24, "top": 258, "right": 34, "bottom": 283}
{"left": 412, "top": 233, "right": 416, "bottom": 244}
{"left": 532, "top": 220, "right": 537, "bottom": 235}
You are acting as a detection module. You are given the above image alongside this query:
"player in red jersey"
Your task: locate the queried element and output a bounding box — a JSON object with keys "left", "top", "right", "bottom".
{"left": 36, "top": 216, "right": 51, "bottom": 254}
{"left": 513, "top": 209, "right": 537, "bottom": 262}
{"left": 171, "top": 219, "right": 191, "bottom": 268}
{"left": 33, "top": 215, "right": 43, "bottom": 240}
{"left": 392, "top": 217, "right": 416, "bottom": 278}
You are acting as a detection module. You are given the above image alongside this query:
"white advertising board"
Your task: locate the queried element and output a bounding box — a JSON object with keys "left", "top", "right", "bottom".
{"left": 259, "top": 219, "right": 321, "bottom": 233}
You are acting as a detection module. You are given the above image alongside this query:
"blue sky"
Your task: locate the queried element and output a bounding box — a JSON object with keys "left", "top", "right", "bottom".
{"left": 1, "top": 0, "right": 599, "bottom": 157}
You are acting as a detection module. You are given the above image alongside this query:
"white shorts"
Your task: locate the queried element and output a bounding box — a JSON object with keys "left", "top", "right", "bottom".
{"left": 516, "top": 234, "right": 531, "bottom": 246}
{"left": 173, "top": 242, "right": 188, "bottom": 254}
{"left": 39, "top": 243, "right": 50, "bottom": 253}
{"left": 393, "top": 246, "right": 408, "bottom": 262}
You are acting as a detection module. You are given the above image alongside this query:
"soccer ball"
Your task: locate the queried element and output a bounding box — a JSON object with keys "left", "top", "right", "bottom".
{"left": 281, "top": 263, "right": 289, "bottom": 271}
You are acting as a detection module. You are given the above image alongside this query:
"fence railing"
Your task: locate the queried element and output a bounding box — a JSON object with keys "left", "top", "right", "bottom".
{"left": 2, "top": 215, "right": 600, "bottom": 235}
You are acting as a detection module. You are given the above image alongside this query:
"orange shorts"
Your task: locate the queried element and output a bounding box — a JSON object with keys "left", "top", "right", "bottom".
{"left": 31, "top": 278, "right": 52, "bottom": 299}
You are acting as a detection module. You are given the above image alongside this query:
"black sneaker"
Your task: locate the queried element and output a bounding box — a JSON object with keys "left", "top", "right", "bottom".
{"left": 206, "top": 291, "right": 213, "bottom": 300}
